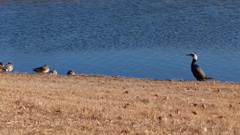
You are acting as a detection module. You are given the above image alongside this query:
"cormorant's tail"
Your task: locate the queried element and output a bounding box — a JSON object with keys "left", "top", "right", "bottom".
{"left": 205, "top": 77, "right": 213, "bottom": 80}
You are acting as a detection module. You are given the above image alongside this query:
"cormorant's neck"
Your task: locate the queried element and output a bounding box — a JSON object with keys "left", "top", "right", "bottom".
{"left": 191, "top": 59, "right": 197, "bottom": 65}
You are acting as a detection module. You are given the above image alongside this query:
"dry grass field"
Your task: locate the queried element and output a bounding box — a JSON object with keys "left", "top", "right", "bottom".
{"left": 0, "top": 72, "right": 240, "bottom": 135}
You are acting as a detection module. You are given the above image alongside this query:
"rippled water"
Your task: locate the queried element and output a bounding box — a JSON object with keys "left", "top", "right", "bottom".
{"left": 0, "top": 0, "right": 239, "bottom": 82}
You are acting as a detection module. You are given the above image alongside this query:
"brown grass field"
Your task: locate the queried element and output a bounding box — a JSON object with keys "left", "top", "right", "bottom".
{"left": 0, "top": 72, "right": 240, "bottom": 135}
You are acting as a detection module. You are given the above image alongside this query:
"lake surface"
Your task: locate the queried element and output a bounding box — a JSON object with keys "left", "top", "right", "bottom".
{"left": 0, "top": 0, "right": 239, "bottom": 82}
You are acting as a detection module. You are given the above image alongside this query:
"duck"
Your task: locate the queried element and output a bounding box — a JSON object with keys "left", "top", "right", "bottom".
{"left": 2, "top": 62, "right": 14, "bottom": 72}
{"left": 67, "top": 70, "right": 76, "bottom": 75}
{"left": 0, "top": 62, "right": 5, "bottom": 71}
{"left": 49, "top": 69, "right": 58, "bottom": 75}
{"left": 33, "top": 64, "right": 49, "bottom": 74}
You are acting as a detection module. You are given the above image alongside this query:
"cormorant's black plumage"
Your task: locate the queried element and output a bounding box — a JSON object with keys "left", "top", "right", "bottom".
{"left": 187, "top": 53, "right": 213, "bottom": 81}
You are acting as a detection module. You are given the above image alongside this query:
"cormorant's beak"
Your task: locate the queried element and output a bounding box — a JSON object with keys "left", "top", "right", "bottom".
{"left": 186, "top": 54, "right": 191, "bottom": 56}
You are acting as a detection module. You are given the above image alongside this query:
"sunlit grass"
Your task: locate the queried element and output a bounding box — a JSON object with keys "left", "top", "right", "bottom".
{"left": 0, "top": 72, "right": 240, "bottom": 134}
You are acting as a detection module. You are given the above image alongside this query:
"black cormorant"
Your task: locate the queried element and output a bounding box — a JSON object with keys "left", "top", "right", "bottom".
{"left": 186, "top": 53, "right": 213, "bottom": 81}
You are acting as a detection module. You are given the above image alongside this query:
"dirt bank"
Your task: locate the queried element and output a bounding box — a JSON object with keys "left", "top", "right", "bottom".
{"left": 0, "top": 72, "right": 240, "bottom": 134}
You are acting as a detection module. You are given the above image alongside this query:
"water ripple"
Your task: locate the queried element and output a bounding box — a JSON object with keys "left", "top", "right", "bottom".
{"left": 0, "top": 0, "right": 239, "bottom": 82}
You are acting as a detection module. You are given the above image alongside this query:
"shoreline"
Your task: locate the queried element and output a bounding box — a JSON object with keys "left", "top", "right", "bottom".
{"left": 1, "top": 71, "right": 239, "bottom": 83}
{"left": 0, "top": 72, "right": 240, "bottom": 134}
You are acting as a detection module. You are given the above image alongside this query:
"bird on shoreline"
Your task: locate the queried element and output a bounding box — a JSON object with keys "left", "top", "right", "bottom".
{"left": 67, "top": 70, "right": 75, "bottom": 75}
{"left": 186, "top": 53, "right": 213, "bottom": 81}
{"left": 49, "top": 69, "right": 58, "bottom": 75}
{"left": 0, "top": 62, "right": 5, "bottom": 71}
{"left": 2, "top": 62, "right": 14, "bottom": 72}
{"left": 33, "top": 64, "right": 49, "bottom": 74}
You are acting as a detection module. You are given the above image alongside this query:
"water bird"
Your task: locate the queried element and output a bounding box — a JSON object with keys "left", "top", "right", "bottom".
{"left": 0, "top": 62, "right": 5, "bottom": 71}
{"left": 2, "top": 62, "right": 14, "bottom": 72}
{"left": 67, "top": 70, "right": 76, "bottom": 75}
{"left": 49, "top": 69, "right": 58, "bottom": 75}
{"left": 186, "top": 53, "right": 213, "bottom": 81}
{"left": 33, "top": 64, "right": 49, "bottom": 74}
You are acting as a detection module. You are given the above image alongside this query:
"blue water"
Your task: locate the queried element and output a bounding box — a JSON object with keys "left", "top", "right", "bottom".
{"left": 0, "top": 0, "right": 239, "bottom": 82}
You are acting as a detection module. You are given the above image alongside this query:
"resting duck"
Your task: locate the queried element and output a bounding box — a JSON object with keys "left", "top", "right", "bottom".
{"left": 49, "top": 69, "right": 58, "bottom": 75}
{"left": 67, "top": 70, "right": 76, "bottom": 75}
{"left": 2, "top": 62, "right": 14, "bottom": 72}
{"left": 0, "top": 62, "right": 5, "bottom": 71}
{"left": 33, "top": 64, "right": 49, "bottom": 74}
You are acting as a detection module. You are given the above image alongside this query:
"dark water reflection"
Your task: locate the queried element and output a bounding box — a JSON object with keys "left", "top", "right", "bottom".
{"left": 0, "top": 0, "right": 239, "bottom": 82}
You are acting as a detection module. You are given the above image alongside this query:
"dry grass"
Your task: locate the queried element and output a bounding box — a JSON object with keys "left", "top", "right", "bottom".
{"left": 0, "top": 72, "right": 240, "bottom": 134}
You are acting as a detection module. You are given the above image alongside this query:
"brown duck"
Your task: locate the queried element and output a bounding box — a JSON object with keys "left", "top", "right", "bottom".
{"left": 33, "top": 65, "right": 49, "bottom": 74}
{"left": 0, "top": 62, "right": 4, "bottom": 71}
{"left": 67, "top": 70, "right": 76, "bottom": 75}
